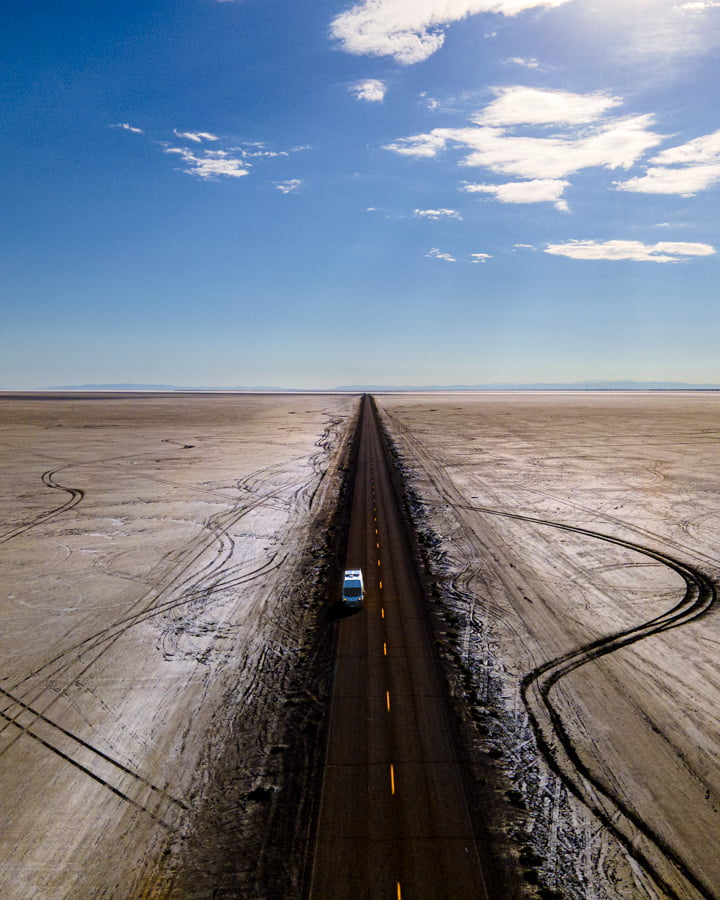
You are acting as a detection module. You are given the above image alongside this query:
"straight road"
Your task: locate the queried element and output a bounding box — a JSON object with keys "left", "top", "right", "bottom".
{"left": 309, "top": 396, "right": 490, "bottom": 898}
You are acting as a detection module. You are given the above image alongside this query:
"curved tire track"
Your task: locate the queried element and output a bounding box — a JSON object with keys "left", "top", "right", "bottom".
{"left": 461, "top": 502, "right": 716, "bottom": 900}
{"left": 0, "top": 447, "right": 329, "bottom": 822}
{"left": 0, "top": 468, "right": 84, "bottom": 545}
{"left": 376, "top": 402, "right": 718, "bottom": 898}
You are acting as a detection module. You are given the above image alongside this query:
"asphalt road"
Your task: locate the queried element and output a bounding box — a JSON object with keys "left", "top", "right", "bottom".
{"left": 309, "top": 396, "right": 490, "bottom": 899}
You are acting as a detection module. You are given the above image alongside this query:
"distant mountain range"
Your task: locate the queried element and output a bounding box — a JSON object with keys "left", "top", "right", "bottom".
{"left": 334, "top": 381, "right": 720, "bottom": 391}
{"left": 34, "top": 381, "right": 720, "bottom": 392}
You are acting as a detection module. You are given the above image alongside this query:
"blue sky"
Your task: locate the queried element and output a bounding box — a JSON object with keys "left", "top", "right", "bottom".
{"left": 2, "top": 0, "right": 720, "bottom": 388}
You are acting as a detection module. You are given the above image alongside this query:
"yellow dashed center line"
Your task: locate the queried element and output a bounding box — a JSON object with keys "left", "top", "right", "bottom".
{"left": 386, "top": 690, "right": 391, "bottom": 712}
{"left": 390, "top": 764, "right": 395, "bottom": 795}
{"left": 379, "top": 580, "right": 383, "bottom": 589}
{"left": 376, "top": 542, "right": 380, "bottom": 549}
{"left": 383, "top": 642, "right": 387, "bottom": 656}
{"left": 377, "top": 559, "right": 381, "bottom": 567}
{"left": 397, "top": 883, "right": 402, "bottom": 900}
{"left": 381, "top": 608, "right": 385, "bottom": 618}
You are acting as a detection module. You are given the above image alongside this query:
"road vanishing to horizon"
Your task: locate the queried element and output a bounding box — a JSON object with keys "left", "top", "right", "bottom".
{"left": 310, "top": 396, "right": 491, "bottom": 898}
{"left": 4, "top": 390, "right": 720, "bottom": 898}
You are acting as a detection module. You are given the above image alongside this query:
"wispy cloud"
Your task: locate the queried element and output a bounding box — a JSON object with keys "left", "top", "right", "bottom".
{"left": 425, "top": 247, "right": 456, "bottom": 261}
{"left": 674, "top": 1, "right": 720, "bottom": 10}
{"left": 240, "top": 144, "right": 289, "bottom": 159}
{"left": 350, "top": 79, "right": 387, "bottom": 102}
{"left": 462, "top": 178, "right": 570, "bottom": 211}
{"left": 386, "top": 87, "right": 663, "bottom": 210}
{"left": 616, "top": 128, "right": 720, "bottom": 196}
{"left": 330, "top": 0, "right": 573, "bottom": 65}
{"left": 275, "top": 179, "right": 303, "bottom": 193}
{"left": 420, "top": 92, "right": 441, "bottom": 110}
{"left": 163, "top": 147, "right": 250, "bottom": 179}
{"left": 414, "top": 208, "right": 462, "bottom": 220}
{"left": 506, "top": 56, "right": 539, "bottom": 68}
{"left": 544, "top": 239, "right": 716, "bottom": 262}
{"left": 112, "top": 122, "right": 143, "bottom": 134}
{"left": 173, "top": 129, "right": 219, "bottom": 143}
{"left": 471, "top": 252, "right": 492, "bottom": 263}
{"left": 116, "top": 126, "right": 303, "bottom": 182}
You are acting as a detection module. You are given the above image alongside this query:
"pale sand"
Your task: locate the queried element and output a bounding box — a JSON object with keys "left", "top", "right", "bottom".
{"left": 0, "top": 393, "right": 356, "bottom": 897}
{"left": 377, "top": 391, "right": 720, "bottom": 900}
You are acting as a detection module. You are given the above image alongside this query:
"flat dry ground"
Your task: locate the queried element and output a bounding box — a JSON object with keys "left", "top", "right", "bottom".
{"left": 0, "top": 392, "right": 356, "bottom": 898}
{"left": 377, "top": 392, "right": 720, "bottom": 900}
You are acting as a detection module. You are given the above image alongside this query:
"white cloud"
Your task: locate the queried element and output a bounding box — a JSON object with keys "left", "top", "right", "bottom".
{"left": 275, "top": 179, "right": 303, "bottom": 193}
{"left": 386, "top": 132, "right": 449, "bottom": 158}
{"left": 615, "top": 128, "right": 720, "bottom": 196}
{"left": 514, "top": 242, "right": 536, "bottom": 249}
{"left": 652, "top": 129, "right": 720, "bottom": 165}
{"left": 124, "top": 127, "right": 300, "bottom": 184}
{"left": 473, "top": 86, "right": 621, "bottom": 127}
{"left": 386, "top": 95, "right": 661, "bottom": 180}
{"left": 471, "top": 252, "right": 492, "bottom": 262}
{"left": 112, "top": 122, "right": 143, "bottom": 134}
{"left": 386, "top": 87, "right": 665, "bottom": 210}
{"left": 544, "top": 239, "right": 716, "bottom": 263}
{"left": 163, "top": 147, "right": 250, "bottom": 179}
{"left": 674, "top": 1, "right": 720, "bottom": 10}
{"left": 617, "top": 164, "right": 720, "bottom": 196}
{"left": 240, "top": 146, "right": 289, "bottom": 158}
{"left": 462, "top": 178, "right": 570, "bottom": 210}
{"left": 413, "top": 208, "right": 462, "bottom": 219}
{"left": 330, "top": 0, "right": 573, "bottom": 65}
{"left": 425, "top": 247, "right": 456, "bottom": 261}
{"left": 506, "top": 56, "right": 539, "bottom": 68}
{"left": 350, "top": 78, "right": 387, "bottom": 102}
{"left": 420, "top": 92, "right": 441, "bottom": 110}
{"left": 173, "top": 129, "right": 219, "bottom": 143}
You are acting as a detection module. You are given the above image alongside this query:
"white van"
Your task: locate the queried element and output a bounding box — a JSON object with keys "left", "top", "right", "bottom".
{"left": 341, "top": 569, "right": 364, "bottom": 608}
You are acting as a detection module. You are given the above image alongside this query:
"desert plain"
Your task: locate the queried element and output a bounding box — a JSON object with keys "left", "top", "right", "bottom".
{"left": 377, "top": 391, "right": 720, "bottom": 900}
{"left": 0, "top": 392, "right": 357, "bottom": 898}
{"left": 2, "top": 390, "right": 720, "bottom": 899}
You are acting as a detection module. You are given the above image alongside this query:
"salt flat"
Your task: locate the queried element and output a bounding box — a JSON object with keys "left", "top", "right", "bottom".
{"left": 377, "top": 392, "right": 720, "bottom": 900}
{"left": 0, "top": 392, "right": 357, "bottom": 897}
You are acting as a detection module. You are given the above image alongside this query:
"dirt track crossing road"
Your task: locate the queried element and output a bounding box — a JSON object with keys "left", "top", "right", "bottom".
{"left": 309, "top": 396, "right": 492, "bottom": 899}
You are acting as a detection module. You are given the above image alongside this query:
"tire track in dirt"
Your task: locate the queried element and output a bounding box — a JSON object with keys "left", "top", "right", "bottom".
{"left": 0, "top": 444, "right": 183, "bottom": 547}
{"left": 0, "top": 452, "right": 318, "bottom": 820}
{"left": 0, "top": 413, "right": 344, "bottom": 833}
{"left": 457, "top": 502, "right": 716, "bottom": 900}
{"left": 0, "top": 467, "right": 84, "bottom": 545}
{"left": 377, "top": 402, "right": 718, "bottom": 898}
{"left": 0, "top": 686, "right": 188, "bottom": 826}
{"left": 8, "top": 451, "right": 306, "bottom": 693}
{"left": 3, "top": 485, "right": 288, "bottom": 702}
{"left": 0, "top": 547, "right": 286, "bottom": 823}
